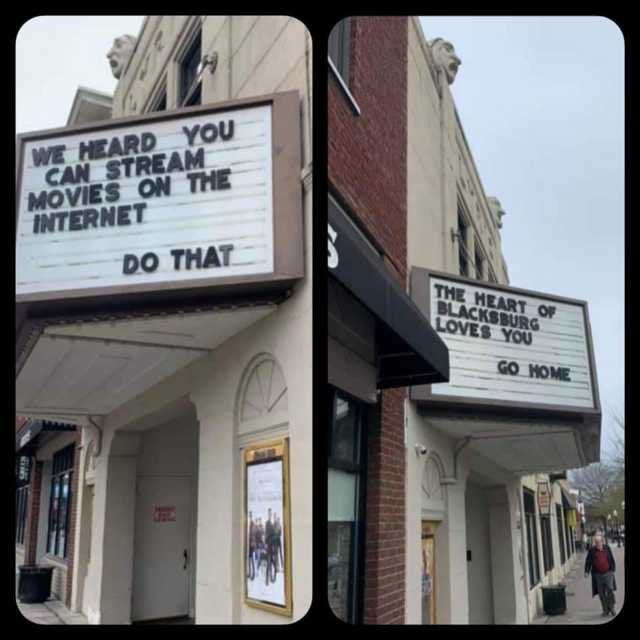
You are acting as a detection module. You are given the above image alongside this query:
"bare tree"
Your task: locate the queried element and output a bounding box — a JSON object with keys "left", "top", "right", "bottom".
{"left": 569, "top": 462, "right": 617, "bottom": 507}
{"left": 569, "top": 411, "right": 625, "bottom": 527}
{"left": 610, "top": 412, "right": 624, "bottom": 476}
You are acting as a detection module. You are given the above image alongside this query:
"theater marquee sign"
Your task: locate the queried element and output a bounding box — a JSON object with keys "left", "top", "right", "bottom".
{"left": 410, "top": 270, "right": 599, "bottom": 412}
{"left": 15, "top": 92, "right": 302, "bottom": 305}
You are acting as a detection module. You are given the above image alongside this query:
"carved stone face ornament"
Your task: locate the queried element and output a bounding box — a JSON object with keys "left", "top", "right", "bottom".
{"left": 429, "top": 38, "right": 462, "bottom": 85}
{"left": 487, "top": 196, "right": 507, "bottom": 228}
{"left": 107, "top": 34, "right": 137, "bottom": 79}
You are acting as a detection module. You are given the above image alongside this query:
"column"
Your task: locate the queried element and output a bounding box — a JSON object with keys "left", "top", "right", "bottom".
{"left": 441, "top": 477, "right": 468, "bottom": 624}
{"left": 24, "top": 459, "right": 43, "bottom": 565}
{"left": 190, "top": 388, "right": 236, "bottom": 624}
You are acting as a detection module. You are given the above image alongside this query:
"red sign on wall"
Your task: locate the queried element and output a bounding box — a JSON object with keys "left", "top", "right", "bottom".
{"left": 153, "top": 505, "right": 176, "bottom": 522}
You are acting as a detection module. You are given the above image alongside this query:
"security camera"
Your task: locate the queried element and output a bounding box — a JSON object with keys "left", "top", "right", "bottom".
{"left": 415, "top": 444, "right": 429, "bottom": 457}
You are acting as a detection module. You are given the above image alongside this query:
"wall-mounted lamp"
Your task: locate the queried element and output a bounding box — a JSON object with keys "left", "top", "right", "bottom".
{"left": 201, "top": 52, "right": 218, "bottom": 75}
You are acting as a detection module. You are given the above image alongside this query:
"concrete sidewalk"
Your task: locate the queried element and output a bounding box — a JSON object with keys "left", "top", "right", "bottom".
{"left": 533, "top": 545, "right": 625, "bottom": 625}
{"left": 16, "top": 597, "right": 88, "bottom": 625}
{"left": 15, "top": 569, "right": 88, "bottom": 625}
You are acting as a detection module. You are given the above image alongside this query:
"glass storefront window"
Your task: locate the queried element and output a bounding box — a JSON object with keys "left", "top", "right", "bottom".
{"left": 523, "top": 489, "right": 541, "bottom": 588}
{"left": 47, "top": 445, "right": 74, "bottom": 559}
{"left": 327, "top": 469, "right": 363, "bottom": 620}
{"left": 327, "top": 388, "right": 367, "bottom": 624}
{"left": 333, "top": 397, "right": 358, "bottom": 464}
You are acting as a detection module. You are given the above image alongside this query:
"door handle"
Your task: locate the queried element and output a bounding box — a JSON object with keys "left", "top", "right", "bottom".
{"left": 183, "top": 549, "right": 188, "bottom": 569}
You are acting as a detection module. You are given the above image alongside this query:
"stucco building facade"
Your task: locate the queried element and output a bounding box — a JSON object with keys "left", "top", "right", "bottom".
{"left": 16, "top": 15, "right": 312, "bottom": 625}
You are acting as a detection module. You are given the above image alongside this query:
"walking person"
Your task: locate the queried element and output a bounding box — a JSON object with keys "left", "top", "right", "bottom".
{"left": 265, "top": 509, "right": 276, "bottom": 585}
{"left": 584, "top": 534, "right": 617, "bottom": 616}
{"left": 248, "top": 512, "right": 257, "bottom": 581}
{"left": 255, "top": 518, "right": 265, "bottom": 576}
{"left": 274, "top": 514, "right": 284, "bottom": 570}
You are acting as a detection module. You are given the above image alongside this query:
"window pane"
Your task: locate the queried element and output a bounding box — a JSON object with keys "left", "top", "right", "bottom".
{"left": 181, "top": 31, "right": 202, "bottom": 103}
{"left": 332, "top": 395, "right": 357, "bottom": 463}
{"left": 328, "top": 468, "right": 357, "bottom": 622}
{"left": 556, "top": 506, "right": 566, "bottom": 564}
{"left": 329, "top": 19, "right": 351, "bottom": 82}
{"left": 525, "top": 509, "right": 540, "bottom": 588}
{"left": 328, "top": 521, "right": 353, "bottom": 622}
{"left": 328, "top": 468, "right": 357, "bottom": 522}
{"left": 48, "top": 478, "right": 60, "bottom": 553}
{"left": 57, "top": 474, "right": 69, "bottom": 557}
{"left": 184, "top": 83, "right": 201, "bottom": 107}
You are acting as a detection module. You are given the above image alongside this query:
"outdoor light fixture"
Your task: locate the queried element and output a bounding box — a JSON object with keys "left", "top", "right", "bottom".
{"left": 201, "top": 52, "right": 218, "bottom": 74}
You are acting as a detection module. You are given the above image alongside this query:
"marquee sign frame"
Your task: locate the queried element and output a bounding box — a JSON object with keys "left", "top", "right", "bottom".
{"left": 409, "top": 268, "right": 601, "bottom": 418}
{"left": 15, "top": 91, "right": 303, "bottom": 312}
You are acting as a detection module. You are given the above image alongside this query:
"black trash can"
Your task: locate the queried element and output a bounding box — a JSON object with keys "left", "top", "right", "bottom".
{"left": 17, "top": 565, "right": 54, "bottom": 604}
{"left": 541, "top": 584, "right": 567, "bottom": 616}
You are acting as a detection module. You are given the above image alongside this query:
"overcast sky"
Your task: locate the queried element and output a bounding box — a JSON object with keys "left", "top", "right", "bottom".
{"left": 16, "top": 15, "right": 145, "bottom": 133}
{"left": 420, "top": 16, "right": 624, "bottom": 456}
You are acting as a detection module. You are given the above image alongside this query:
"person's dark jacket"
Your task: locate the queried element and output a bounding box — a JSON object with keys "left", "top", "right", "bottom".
{"left": 265, "top": 520, "right": 275, "bottom": 549}
{"left": 584, "top": 544, "right": 617, "bottom": 597}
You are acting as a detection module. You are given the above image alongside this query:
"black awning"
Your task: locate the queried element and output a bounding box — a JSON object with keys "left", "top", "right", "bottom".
{"left": 328, "top": 199, "right": 449, "bottom": 388}
{"left": 15, "top": 419, "right": 76, "bottom": 453}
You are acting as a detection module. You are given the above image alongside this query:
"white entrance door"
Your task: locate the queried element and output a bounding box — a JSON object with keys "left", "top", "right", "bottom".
{"left": 132, "top": 476, "right": 192, "bottom": 622}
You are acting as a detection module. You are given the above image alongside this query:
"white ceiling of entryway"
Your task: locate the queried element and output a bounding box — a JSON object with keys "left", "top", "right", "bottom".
{"left": 16, "top": 306, "right": 275, "bottom": 422}
{"left": 425, "top": 414, "right": 585, "bottom": 475}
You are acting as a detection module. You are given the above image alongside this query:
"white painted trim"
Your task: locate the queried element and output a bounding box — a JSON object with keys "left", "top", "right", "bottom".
{"left": 328, "top": 57, "right": 361, "bottom": 115}
{"left": 42, "top": 554, "right": 69, "bottom": 570}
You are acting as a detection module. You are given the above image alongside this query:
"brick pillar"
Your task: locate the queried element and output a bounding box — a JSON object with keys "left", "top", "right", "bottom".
{"left": 24, "top": 459, "right": 43, "bottom": 565}
{"left": 64, "top": 433, "right": 81, "bottom": 607}
{"left": 363, "top": 387, "right": 406, "bottom": 624}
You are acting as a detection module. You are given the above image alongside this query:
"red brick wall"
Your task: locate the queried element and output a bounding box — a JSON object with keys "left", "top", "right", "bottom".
{"left": 328, "top": 16, "right": 408, "bottom": 283}
{"left": 363, "top": 388, "right": 407, "bottom": 624}
{"left": 328, "top": 16, "right": 408, "bottom": 624}
{"left": 24, "top": 460, "right": 43, "bottom": 565}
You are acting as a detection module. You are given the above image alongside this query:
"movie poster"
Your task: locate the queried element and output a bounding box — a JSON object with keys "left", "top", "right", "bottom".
{"left": 244, "top": 439, "right": 292, "bottom": 616}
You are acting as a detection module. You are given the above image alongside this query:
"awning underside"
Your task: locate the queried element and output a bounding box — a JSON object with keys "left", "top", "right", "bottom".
{"left": 420, "top": 412, "right": 598, "bottom": 474}
{"left": 376, "top": 321, "right": 449, "bottom": 388}
{"left": 16, "top": 305, "right": 275, "bottom": 423}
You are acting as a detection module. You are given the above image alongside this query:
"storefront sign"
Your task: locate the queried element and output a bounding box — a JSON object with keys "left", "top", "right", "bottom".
{"left": 17, "top": 455, "right": 31, "bottom": 484}
{"left": 15, "top": 92, "right": 302, "bottom": 305}
{"left": 19, "top": 431, "right": 31, "bottom": 448}
{"left": 537, "top": 481, "right": 552, "bottom": 516}
{"left": 411, "top": 270, "right": 598, "bottom": 411}
{"left": 153, "top": 505, "right": 176, "bottom": 522}
{"left": 244, "top": 438, "right": 292, "bottom": 617}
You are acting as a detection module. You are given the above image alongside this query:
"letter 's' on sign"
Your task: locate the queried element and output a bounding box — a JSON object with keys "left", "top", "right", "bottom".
{"left": 15, "top": 99, "right": 285, "bottom": 303}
